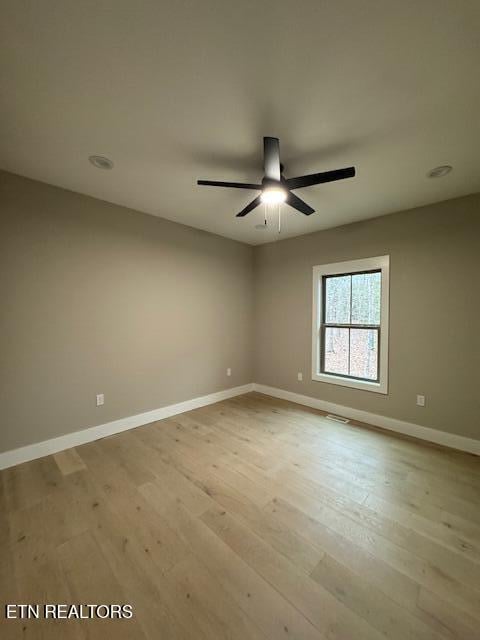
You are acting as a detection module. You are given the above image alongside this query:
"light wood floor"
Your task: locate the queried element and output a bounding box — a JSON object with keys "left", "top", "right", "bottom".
{"left": 2, "top": 392, "right": 480, "bottom": 639}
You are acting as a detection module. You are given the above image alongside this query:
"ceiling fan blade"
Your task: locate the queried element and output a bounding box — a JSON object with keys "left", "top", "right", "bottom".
{"left": 263, "top": 137, "right": 281, "bottom": 181}
{"left": 197, "top": 180, "right": 261, "bottom": 190}
{"left": 236, "top": 195, "right": 262, "bottom": 218}
{"left": 286, "top": 166, "right": 355, "bottom": 190}
{"left": 286, "top": 191, "right": 315, "bottom": 216}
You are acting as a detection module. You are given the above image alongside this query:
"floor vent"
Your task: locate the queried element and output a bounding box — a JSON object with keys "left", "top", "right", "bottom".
{"left": 325, "top": 414, "right": 350, "bottom": 424}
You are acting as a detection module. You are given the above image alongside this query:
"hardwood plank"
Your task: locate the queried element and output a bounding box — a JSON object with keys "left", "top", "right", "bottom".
{"left": 3, "top": 456, "right": 62, "bottom": 512}
{"left": 164, "top": 554, "right": 268, "bottom": 640}
{"left": 61, "top": 468, "right": 201, "bottom": 639}
{"left": 310, "top": 553, "right": 446, "bottom": 640}
{"left": 150, "top": 458, "right": 322, "bottom": 573}
{"left": 263, "top": 496, "right": 420, "bottom": 612}
{"left": 53, "top": 448, "right": 86, "bottom": 476}
{"left": 58, "top": 530, "right": 146, "bottom": 640}
{"left": 364, "top": 492, "right": 480, "bottom": 561}
{"left": 278, "top": 468, "right": 480, "bottom": 587}
{"left": 263, "top": 494, "right": 480, "bottom": 620}
{"left": 1, "top": 393, "right": 478, "bottom": 639}
{"left": 0, "top": 474, "right": 20, "bottom": 640}
{"left": 141, "top": 485, "right": 325, "bottom": 640}
{"left": 200, "top": 505, "right": 386, "bottom": 640}
{"left": 416, "top": 587, "right": 480, "bottom": 640}
{"left": 7, "top": 499, "right": 85, "bottom": 640}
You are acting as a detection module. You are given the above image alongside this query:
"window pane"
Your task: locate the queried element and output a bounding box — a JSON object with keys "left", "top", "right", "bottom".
{"left": 349, "top": 328, "right": 378, "bottom": 380}
{"left": 325, "top": 275, "right": 351, "bottom": 324}
{"left": 323, "top": 327, "right": 349, "bottom": 376}
{"left": 351, "top": 271, "right": 381, "bottom": 325}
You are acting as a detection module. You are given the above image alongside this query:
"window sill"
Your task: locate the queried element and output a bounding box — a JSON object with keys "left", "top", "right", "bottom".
{"left": 312, "top": 372, "right": 388, "bottom": 394}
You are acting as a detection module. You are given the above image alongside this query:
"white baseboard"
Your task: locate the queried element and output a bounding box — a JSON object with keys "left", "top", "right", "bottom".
{"left": 253, "top": 384, "right": 480, "bottom": 456}
{"left": 2, "top": 381, "right": 478, "bottom": 469}
{"left": 0, "top": 383, "right": 254, "bottom": 470}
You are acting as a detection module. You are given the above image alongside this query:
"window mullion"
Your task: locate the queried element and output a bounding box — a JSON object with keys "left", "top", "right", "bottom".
{"left": 349, "top": 275, "right": 352, "bottom": 324}
{"left": 347, "top": 327, "right": 351, "bottom": 376}
{"left": 324, "top": 323, "right": 379, "bottom": 330}
{"left": 348, "top": 275, "right": 352, "bottom": 376}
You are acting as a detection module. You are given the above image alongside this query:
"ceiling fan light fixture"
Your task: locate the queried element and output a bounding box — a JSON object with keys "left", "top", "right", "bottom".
{"left": 260, "top": 186, "right": 287, "bottom": 205}
{"left": 197, "top": 137, "right": 355, "bottom": 218}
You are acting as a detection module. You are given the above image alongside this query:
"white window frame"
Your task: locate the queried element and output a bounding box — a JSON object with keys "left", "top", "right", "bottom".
{"left": 312, "top": 255, "right": 389, "bottom": 394}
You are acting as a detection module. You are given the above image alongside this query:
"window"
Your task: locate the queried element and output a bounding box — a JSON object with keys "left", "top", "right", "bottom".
{"left": 312, "top": 256, "right": 389, "bottom": 393}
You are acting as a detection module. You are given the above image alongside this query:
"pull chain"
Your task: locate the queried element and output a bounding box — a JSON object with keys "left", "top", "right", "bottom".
{"left": 260, "top": 202, "right": 282, "bottom": 235}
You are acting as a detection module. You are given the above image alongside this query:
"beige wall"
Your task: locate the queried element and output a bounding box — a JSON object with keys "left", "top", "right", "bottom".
{"left": 1, "top": 170, "right": 479, "bottom": 453}
{"left": 253, "top": 194, "right": 480, "bottom": 440}
{"left": 0, "top": 171, "right": 253, "bottom": 452}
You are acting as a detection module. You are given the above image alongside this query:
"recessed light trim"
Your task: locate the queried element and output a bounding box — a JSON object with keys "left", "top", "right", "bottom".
{"left": 89, "top": 155, "right": 114, "bottom": 170}
{"left": 427, "top": 165, "right": 452, "bottom": 178}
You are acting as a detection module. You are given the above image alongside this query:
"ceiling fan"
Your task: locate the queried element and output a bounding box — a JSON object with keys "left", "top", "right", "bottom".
{"left": 197, "top": 137, "right": 355, "bottom": 218}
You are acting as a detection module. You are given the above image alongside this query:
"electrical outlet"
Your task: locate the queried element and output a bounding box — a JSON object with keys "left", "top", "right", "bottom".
{"left": 226, "top": 368, "right": 232, "bottom": 377}
{"left": 96, "top": 393, "right": 105, "bottom": 407}
{"left": 297, "top": 372, "right": 303, "bottom": 381}
{"left": 416, "top": 394, "right": 425, "bottom": 407}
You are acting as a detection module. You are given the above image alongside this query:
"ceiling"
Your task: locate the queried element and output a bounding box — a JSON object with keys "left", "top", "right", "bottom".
{"left": 1, "top": 1, "right": 479, "bottom": 245}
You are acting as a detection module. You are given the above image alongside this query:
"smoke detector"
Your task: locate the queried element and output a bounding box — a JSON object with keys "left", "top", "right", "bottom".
{"left": 427, "top": 165, "right": 452, "bottom": 178}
